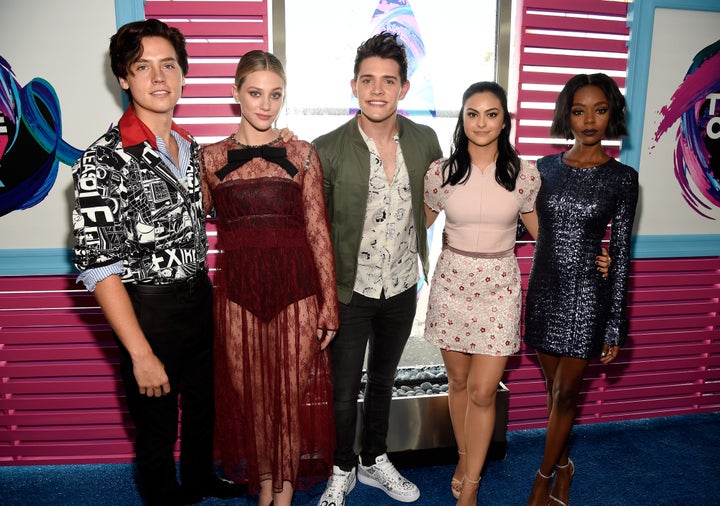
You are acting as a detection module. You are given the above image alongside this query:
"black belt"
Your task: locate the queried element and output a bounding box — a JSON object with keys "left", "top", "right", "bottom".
{"left": 126, "top": 270, "right": 209, "bottom": 295}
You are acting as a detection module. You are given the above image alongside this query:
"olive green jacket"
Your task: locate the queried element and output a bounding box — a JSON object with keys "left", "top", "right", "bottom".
{"left": 313, "top": 114, "right": 443, "bottom": 304}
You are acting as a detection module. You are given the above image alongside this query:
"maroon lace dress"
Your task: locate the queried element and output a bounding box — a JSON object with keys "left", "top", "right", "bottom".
{"left": 200, "top": 135, "right": 338, "bottom": 494}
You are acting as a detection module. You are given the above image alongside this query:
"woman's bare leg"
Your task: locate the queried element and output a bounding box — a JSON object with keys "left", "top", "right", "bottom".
{"left": 457, "top": 354, "right": 508, "bottom": 506}
{"left": 442, "top": 349, "right": 471, "bottom": 492}
{"left": 273, "top": 481, "right": 293, "bottom": 506}
{"left": 526, "top": 352, "right": 587, "bottom": 506}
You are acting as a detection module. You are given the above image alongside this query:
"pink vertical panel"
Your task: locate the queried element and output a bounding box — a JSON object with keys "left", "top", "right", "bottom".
{"left": 144, "top": 0, "right": 270, "bottom": 139}
{"left": 514, "top": 0, "right": 630, "bottom": 160}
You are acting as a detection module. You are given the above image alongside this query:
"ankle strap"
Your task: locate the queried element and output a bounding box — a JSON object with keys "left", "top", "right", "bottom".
{"left": 556, "top": 458, "right": 573, "bottom": 470}
{"left": 464, "top": 475, "right": 481, "bottom": 484}
{"left": 537, "top": 468, "right": 556, "bottom": 479}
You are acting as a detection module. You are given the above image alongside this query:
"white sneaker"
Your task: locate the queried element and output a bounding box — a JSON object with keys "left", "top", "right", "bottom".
{"left": 357, "top": 454, "right": 420, "bottom": 502}
{"left": 318, "top": 465, "right": 356, "bottom": 506}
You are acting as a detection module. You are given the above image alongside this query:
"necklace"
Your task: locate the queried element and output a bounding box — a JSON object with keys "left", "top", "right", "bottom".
{"left": 231, "top": 132, "right": 282, "bottom": 148}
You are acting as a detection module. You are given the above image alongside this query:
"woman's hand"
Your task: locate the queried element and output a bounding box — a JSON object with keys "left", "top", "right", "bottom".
{"left": 600, "top": 343, "right": 620, "bottom": 364}
{"left": 317, "top": 328, "right": 337, "bottom": 350}
{"left": 596, "top": 247, "right": 611, "bottom": 278}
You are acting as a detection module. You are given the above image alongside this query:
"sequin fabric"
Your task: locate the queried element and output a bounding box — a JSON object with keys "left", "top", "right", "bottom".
{"left": 524, "top": 153, "right": 639, "bottom": 359}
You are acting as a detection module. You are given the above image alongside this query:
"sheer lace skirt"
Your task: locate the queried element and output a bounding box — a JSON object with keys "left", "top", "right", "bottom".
{"left": 213, "top": 291, "right": 334, "bottom": 493}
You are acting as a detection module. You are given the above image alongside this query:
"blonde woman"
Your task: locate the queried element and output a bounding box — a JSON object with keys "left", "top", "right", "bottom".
{"left": 200, "top": 51, "right": 338, "bottom": 506}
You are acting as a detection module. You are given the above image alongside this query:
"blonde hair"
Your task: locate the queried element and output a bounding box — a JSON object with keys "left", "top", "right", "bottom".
{"left": 234, "top": 50, "right": 286, "bottom": 88}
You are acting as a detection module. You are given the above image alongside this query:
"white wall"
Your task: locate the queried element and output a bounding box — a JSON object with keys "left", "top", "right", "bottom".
{"left": 0, "top": 0, "right": 122, "bottom": 250}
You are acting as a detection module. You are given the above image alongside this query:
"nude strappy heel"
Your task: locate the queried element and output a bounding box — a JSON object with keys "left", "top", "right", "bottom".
{"left": 451, "top": 450, "right": 465, "bottom": 499}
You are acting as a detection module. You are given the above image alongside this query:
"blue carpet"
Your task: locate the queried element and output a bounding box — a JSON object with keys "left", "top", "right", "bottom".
{"left": 1, "top": 412, "right": 718, "bottom": 505}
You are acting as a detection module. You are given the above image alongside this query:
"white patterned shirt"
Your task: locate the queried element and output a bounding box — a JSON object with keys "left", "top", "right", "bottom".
{"left": 353, "top": 127, "right": 418, "bottom": 299}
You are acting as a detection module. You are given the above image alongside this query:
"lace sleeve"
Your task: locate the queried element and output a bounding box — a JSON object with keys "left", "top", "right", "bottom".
{"left": 516, "top": 159, "right": 541, "bottom": 213}
{"left": 302, "top": 145, "right": 340, "bottom": 330}
{"left": 424, "top": 158, "right": 452, "bottom": 212}
{"left": 198, "top": 145, "right": 214, "bottom": 217}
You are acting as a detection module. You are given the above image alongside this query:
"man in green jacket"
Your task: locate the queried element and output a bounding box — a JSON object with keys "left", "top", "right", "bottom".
{"left": 314, "top": 31, "right": 442, "bottom": 506}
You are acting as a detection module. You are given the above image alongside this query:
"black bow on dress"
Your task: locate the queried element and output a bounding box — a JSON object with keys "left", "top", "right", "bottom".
{"left": 215, "top": 146, "right": 298, "bottom": 180}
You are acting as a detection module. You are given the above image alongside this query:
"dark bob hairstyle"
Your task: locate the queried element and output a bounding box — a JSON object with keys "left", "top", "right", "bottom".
{"left": 550, "top": 73, "right": 627, "bottom": 140}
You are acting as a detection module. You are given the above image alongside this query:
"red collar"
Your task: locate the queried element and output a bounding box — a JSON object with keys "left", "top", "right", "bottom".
{"left": 118, "top": 106, "right": 193, "bottom": 149}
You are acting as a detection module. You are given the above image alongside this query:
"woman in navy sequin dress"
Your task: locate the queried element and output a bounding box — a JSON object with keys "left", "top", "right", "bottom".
{"left": 523, "top": 74, "right": 639, "bottom": 506}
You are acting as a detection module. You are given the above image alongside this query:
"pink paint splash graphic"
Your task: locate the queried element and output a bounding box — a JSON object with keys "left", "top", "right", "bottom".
{"left": 652, "top": 39, "right": 720, "bottom": 220}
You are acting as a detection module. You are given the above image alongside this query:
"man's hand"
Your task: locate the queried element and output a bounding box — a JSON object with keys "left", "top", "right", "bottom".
{"left": 92, "top": 275, "right": 171, "bottom": 397}
{"left": 133, "top": 353, "right": 171, "bottom": 397}
{"left": 277, "top": 127, "right": 297, "bottom": 143}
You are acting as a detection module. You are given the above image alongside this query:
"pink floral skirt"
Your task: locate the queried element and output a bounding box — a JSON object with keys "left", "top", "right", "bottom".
{"left": 424, "top": 248, "right": 522, "bottom": 356}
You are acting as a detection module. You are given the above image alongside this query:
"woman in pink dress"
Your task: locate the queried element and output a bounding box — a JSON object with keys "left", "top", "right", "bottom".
{"left": 424, "top": 82, "right": 540, "bottom": 506}
{"left": 200, "top": 51, "right": 338, "bottom": 506}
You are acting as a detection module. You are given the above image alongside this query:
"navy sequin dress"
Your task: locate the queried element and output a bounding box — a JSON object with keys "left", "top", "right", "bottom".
{"left": 524, "top": 153, "right": 639, "bottom": 359}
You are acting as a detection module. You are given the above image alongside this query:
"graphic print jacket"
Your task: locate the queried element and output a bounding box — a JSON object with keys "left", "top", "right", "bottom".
{"left": 72, "top": 107, "right": 208, "bottom": 284}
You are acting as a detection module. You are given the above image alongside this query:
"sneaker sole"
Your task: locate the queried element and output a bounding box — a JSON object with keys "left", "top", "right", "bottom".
{"left": 346, "top": 473, "right": 357, "bottom": 495}
{"left": 356, "top": 471, "right": 420, "bottom": 503}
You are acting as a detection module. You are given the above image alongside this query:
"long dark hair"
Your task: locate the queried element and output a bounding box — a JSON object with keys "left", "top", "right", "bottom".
{"left": 442, "top": 81, "right": 520, "bottom": 191}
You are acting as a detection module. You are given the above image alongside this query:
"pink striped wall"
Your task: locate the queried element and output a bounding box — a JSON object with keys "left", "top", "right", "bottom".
{"left": 2, "top": 230, "right": 718, "bottom": 464}
{"left": 514, "top": 0, "right": 630, "bottom": 160}
{"left": 144, "top": 0, "right": 270, "bottom": 141}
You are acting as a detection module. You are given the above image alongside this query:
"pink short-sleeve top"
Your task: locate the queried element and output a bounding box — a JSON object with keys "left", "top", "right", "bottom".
{"left": 424, "top": 158, "right": 540, "bottom": 254}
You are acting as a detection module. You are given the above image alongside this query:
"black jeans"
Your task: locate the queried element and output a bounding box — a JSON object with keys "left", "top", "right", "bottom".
{"left": 330, "top": 286, "right": 417, "bottom": 469}
{"left": 117, "top": 274, "right": 214, "bottom": 505}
